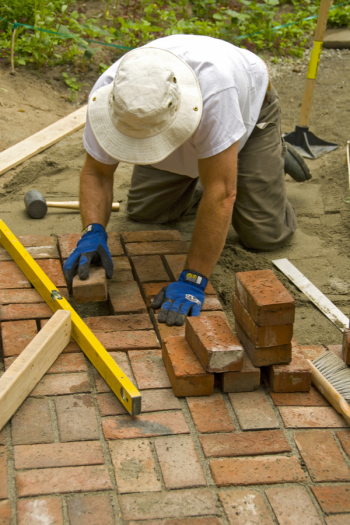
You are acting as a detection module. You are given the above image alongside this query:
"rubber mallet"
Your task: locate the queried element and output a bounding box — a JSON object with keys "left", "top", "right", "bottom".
{"left": 24, "top": 190, "right": 119, "bottom": 219}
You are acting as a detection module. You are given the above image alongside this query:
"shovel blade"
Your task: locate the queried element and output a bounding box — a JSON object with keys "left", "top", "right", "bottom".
{"left": 283, "top": 125, "right": 338, "bottom": 159}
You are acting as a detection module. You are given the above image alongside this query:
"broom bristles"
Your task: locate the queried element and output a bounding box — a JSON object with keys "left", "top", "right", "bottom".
{"left": 313, "top": 351, "right": 350, "bottom": 405}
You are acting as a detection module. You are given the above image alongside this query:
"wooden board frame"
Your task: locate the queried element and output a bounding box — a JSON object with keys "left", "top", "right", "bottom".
{"left": 0, "top": 310, "right": 71, "bottom": 431}
{"left": 0, "top": 220, "right": 141, "bottom": 415}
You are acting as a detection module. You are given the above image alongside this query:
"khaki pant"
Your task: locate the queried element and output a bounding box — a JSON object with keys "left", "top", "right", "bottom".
{"left": 127, "top": 85, "right": 297, "bottom": 251}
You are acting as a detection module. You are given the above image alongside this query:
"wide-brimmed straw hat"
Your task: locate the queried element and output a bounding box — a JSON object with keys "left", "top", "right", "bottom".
{"left": 87, "top": 47, "right": 203, "bottom": 164}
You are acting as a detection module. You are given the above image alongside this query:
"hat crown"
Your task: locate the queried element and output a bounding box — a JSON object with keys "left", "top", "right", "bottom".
{"left": 110, "top": 53, "right": 180, "bottom": 138}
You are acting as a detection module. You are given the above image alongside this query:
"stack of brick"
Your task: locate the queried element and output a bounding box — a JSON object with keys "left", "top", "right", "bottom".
{"left": 233, "top": 269, "right": 312, "bottom": 393}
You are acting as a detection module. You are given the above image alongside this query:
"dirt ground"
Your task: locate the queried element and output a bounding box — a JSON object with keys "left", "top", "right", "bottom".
{"left": 0, "top": 46, "right": 350, "bottom": 347}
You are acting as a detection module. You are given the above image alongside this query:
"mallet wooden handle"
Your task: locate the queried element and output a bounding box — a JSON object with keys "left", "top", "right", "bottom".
{"left": 46, "top": 201, "right": 120, "bottom": 212}
{"left": 298, "top": 0, "right": 332, "bottom": 127}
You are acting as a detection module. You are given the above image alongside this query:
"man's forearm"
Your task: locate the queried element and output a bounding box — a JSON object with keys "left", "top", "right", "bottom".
{"left": 79, "top": 155, "right": 117, "bottom": 229}
{"left": 185, "top": 191, "right": 235, "bottom": 278}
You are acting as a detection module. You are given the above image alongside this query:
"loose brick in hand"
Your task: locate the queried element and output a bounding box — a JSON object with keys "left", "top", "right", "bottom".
{"left": 268, "top": 338, "right": 311, "bottom": 393}
{"left": 11, "top": 398, "right": 54, "bottom": 445}
{"left": 279, "top": 406, "right": 349, "bottom": 428}
{"left": 235, "top": 319, "right": 291, "bottom": 367}
{"left": 265, "top": 486, "right": 323, "bottom": 525}
{"left": 342, "top": 329, "right": 350, "bottom": 364}
{"left": 131, "top": 255, "right": 169, "bottom": 283}
{"left": 109, "top": 439, "right": 161, "bottom": 493}
{"left": 102, "top": 412, "right": 189, "bottom": 440}
{"left": 155, "top": 435, "right": 206, "bottom": 489}
{"left": 294, "top": 430, "right": 350, "bottom": 482}
{"left": 210, "top": 455, "right": 306, "bottom": 486}
{"left": 235, "top": 269, "right": 295, "bottom": 326}
{"left": 16, "top": 465, "right": 112, "bottom": 497}
{"left": 162, "top": 336, "right": 214, "bottom": 397}
{"left": 0, "top": 447, "right": 7, "bottom": 499}
{"left": 84, "top": 313, "right": 153, "bottom": 332}
{"left": 67, "top": 495, "right": 115, "bottom": 525}
{"left": 129, "top": 349, "right": 171, "bottom": 390}
{"left": 108, "top": 281, "right": 147, "bottom": 315}
{"left": 14, "top": 441, "right": 104, "bottom": 469}
{"left": 222, "top": 350, "right": 260, "bottom": 393}
{"left": 17, "top": 498, "right": 63, "bottom": 525}
{"left": 97, "top": 388, "right": 181, "bottom": 416}
{"left": 200, "top": 429, "right": 291, "bottom": 458}
{"left": 0, "top": 261, "right": 31, "bottom": 289}
{"left": 125, "top": 240, "right": 188, "bottom": 256}
{"left": 1, "top": 319, "right": 37, "bottom": 357}
{"left": 233, "top": 293, "right": 293, "bottom": 347}
{"left": 55, "top": 394, "right": 99, "bottom": 442}
{"left": 219, "top": 490, "right": 274, "bottom": 525}
{"left": 186, "top": 316, "right": 244, "bottom": 373}
{"left": 73, "top": 267, "right": 107, "bottom": 303}
{"left": 187, "top": 393, "right": 235, "bottom": 433}
{"left": 229, "top": 389, "right": 279, "bottom": 430}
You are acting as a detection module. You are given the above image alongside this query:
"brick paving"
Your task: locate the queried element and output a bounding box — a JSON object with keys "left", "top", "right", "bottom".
{"left": 0, "top": 231, "right": 349, "bottom": 524}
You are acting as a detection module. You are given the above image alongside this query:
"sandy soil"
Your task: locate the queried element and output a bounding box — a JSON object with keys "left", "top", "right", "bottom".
{"left": 0, "top": 46, "right": 349, "bottom": 348}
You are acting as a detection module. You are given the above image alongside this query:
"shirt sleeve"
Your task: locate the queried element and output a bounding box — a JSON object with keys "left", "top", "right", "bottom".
{"left": 192, "top": 87, "right": 247, "bottom": 159}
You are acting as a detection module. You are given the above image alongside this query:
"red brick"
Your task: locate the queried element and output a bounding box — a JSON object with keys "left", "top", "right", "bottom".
{"left": 0, "top": 236, "right": 58, "bottom": 260}
{"left": 107, "top": 231, "right": 124, "bottom": 256}
{"left": 0, "top": 287, "right": 68, "bottom": 304}
{"left": 102, "top": 412, "right": 189, "bottom": 439}
{"left": 127, "top": 520, "right": 222, "bottom": 525}
{"left": 337, "top": 430, "right": 350, "bottom": 458}
{"left": 186, "top": 316, "right": 243, "bottom": 373}
{"left": 67, "top": 494, "right": 115, "bottom": 525}
{"left": 294, "top": 430, "right": 350, "bottom": 482}
{"left": 218, "top": 490, "right": 274, "bottom": 525}
{"left": 311, "top": 485, "right": 350, "bottom": 514}
{"left": 129, "top": 349, "right": 171, "bottom": 389}
{"left": 1, "top": 319, "right": 37, "bottom": 357}
{"left": 155, "top": 435, "right": 206, "bottom": 489}
{"left": 200, "top": 429, "right": 291, "bottom": 458}
{"left": 18, "top": 235, "right": 57, "bottom": 248}
{"left": 229, "top": 389, "right": 279, "bottom": 430}
{"left": 0, "top": 500, "right": 11, "bottom": 524}
{"left": 0, "top": 448, "right": 7, "bottom": 500}
{"left": 142, "top": 282, "right": 170, "bottom": 307}
{"left": 328, "top": 345, "right": 343, "bottom": 358}
{"left": 110, "top": 439, "right": 162, "bottom": 493}
{"left": 11, "top": 398, "right": 53, "bottom": 445}
{"left": 268, "top": 338, "right": 311, "bottom": 393}
{"left": 110, "top": 256, "right": 134, "bottom": 282}
{"left": 97, "top": 388, "right": 181, "bottom": 416}
{"left": 36, "top": 259, "right": 66, "bottom": 287}
{"left": 202, "top": 295, "right": 223, "bottom": 311}
{"left": 235, "top": 270, "right": 295, "bottom": 326}
{"left": 279, "top": 407, "right": 349, "bottom": 428}
{"left": 162, "top": 337, "right": 214, "bottom": 397}
{"left": 325, "top": 516, "right": 350, "bottom": 525}
{"left": 154, "top": 310, "right": 228, "bottom": 344}
{"left": 119, "top": 489, "right": 216, "bottom": 521}
{"left": 233, "top": 293, "right": 293, "bottom": 347}
{"left": 96, "top": 330, "right": 159, "bottom": 351}
{"left": 187, "top": 393, "right": 235, "bottom": 433}
{"left": 84, "top": 313, "right": 153, "bottom": 332}
{"left": 342, "top": 329, "right": 350, "bottom": 364}
{"left": 125, "top": 240, "right": 188, "bottom": 257}
{"left": 235, "top": 320, "right": 292, "bottom": 367}
{"left": 7, "top": 352, "right": 87, "bottom": 373}
{"left": 73, "top": 267, "right": 107, "bottom": 303}
{"left": 270, "top": 386, "right": 330, "bottom": 406}
{"left": 58, "top": 232, "right": 123, "bottom": 259}
{"left": 17, "top": 497, "right": 63, "bottom": 525}
{"left": 132, "top": 255, "right": 170, "bottom": 283}
{"left": 0, "top": 261, "right": 31, "bottom": 289}
{"left": 299, "top": 344, "right": 325, "bottom": 361}
{"left": 94, "top": 351, "right": 134, "bottom": 393}
{"left": 16, "top": 465, "right": 112, "bottom": 496}
{"left": 121, "top": 230, "right": 184, "bottom": 243}
{"left": 222, "top": 350, "right": 260, "bottom": 393}
{"left": 210, "top": 455, "right": 306, "bottom": 486}
{"left": 0, "top": 302, "right": 52, "bottom": 321}
{"left": 14, "top": 441, "right": 104, "bottom": 470}
{"left": 0, "top": 429, "right": 5, "bottom": 446}
{"left": 55, "top": 394, "right": 99, "bottom": 442}
{"left": 265, "top": 486, "right": 322, "bottom": 525}
{"left": 30, "top": 373, "right": 90, "bottom": 396}
{"left": 163, "top": 254, "right": 187, "bottom": 281}
{"left": 108, "top": 281, "right": 147, "bottom": 314}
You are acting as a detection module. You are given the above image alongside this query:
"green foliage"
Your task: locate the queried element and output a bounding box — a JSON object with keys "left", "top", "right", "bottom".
{"left": 328, "top": 5, "right": 350, "bottom": 27}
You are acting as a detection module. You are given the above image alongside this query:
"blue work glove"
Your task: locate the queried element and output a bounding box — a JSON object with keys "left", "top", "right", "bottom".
{"left": 151, "top": 270, "right": 208, "bottom": 326}
{"left": 63, "top": 223, "right": 113, "bottom": 288}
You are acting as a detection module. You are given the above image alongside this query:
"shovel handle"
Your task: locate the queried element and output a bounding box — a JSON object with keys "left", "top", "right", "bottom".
{"left": 298, "top": 0, "right": 332, "bottom": 127}
{"left": 46, "top": 201, "right": 120, "bottom": 212}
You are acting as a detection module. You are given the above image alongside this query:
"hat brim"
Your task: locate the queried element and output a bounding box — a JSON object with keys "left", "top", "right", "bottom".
{"left": 87, "top": 47, "right": 203, "bottom": 165}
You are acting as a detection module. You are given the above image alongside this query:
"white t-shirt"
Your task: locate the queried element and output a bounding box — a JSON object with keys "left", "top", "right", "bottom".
{"left": 83, "top": 35, "right": 269, "bottom": 178}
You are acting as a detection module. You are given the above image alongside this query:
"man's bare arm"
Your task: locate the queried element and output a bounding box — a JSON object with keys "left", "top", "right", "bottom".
{"left": 80, "top": 153, "right": 118, "bottom": 229}
{"left": 185, "top": 141, "right": 239, "bottom": 277}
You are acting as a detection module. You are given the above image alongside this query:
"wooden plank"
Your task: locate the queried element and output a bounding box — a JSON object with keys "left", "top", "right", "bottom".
{"left": 0, "top": 105, "right": 87, "bottom": 176}
{"left": 0, "top": 310, "right": 71, "bottom": 431}
{"left": 272, "top": 258, "right": 348, "bottom": 332}
{"left": 0, "top": 219, "right": 142, "bottom": 416}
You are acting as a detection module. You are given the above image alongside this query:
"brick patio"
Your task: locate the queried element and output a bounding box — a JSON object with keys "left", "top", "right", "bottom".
{"left": 0, "top": 231, "right": 349, "bottom": 524}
